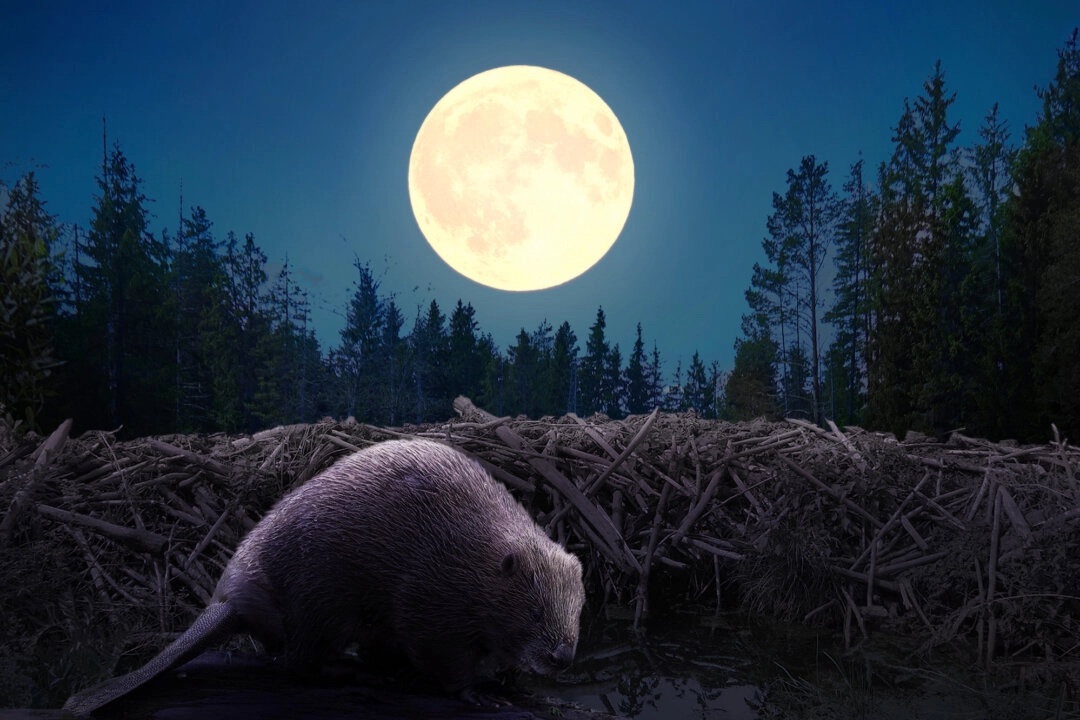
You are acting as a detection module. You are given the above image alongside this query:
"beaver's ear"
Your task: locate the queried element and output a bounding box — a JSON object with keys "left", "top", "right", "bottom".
{"left": 500, "top": 551, "right": 519, "bottom": 576}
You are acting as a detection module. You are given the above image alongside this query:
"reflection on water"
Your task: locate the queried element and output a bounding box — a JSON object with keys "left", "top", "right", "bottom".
{"left": 533, "top": 611, "right": 763, "bottom": 719}
{"left": 556, "top": 675, "right": 760, "bottom": 720}
{"left": 533, "top": 610, "right": 1078, "bottom": 720}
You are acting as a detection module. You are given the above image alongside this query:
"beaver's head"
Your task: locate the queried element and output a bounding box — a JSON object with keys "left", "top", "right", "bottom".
{"left": 486, "top": 538, "right": 585, "bottom": 675}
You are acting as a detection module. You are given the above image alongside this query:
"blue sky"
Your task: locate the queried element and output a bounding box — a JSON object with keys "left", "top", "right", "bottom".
{"left": 2, "top": 1, "right": 1075, "bottom": 376}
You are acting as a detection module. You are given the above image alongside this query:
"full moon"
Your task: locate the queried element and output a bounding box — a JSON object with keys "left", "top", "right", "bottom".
{"left": 408, "top": 65, "right": 634, "bottom": 291}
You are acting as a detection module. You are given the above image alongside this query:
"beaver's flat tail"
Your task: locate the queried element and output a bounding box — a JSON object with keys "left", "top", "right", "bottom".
{"left": 63, "top": 601, "right": 238, "bottom": 717}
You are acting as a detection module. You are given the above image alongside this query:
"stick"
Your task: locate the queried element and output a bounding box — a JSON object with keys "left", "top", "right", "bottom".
{"left": 635, "top": 481, "right": 672, "bottom": 629}
{"left": 37, "top": 504, "right": 170, "bottom": 555}
{"left": 729, "top": 465, "right": 765, "bottom": 518}
{"left": 494, "top": 424, "right": 640, "bottom": 574}
{"left": 996, "top": 486, "right": 1032, "bottom": 543}
{"left": 668, "top": 467, "right": 725, "bottom": 548}
{"left": 185, "top": 506, "right": 234, "bottom": 571}
{"left": 0, "top": 419, "right": 74, "bottom": 542}
{"left": 986, "top": 487, "right": 1002, "bottom": 668}
{"left": 585, "top": 407, "right": 659, "bottom": 494}
{"left": 826, "top": 418, "right": 867, "bottom": 471}
{"left": 779, "top": 455, "right": 882, "bottom": 529}
{"left": 850, "top": 472, "right": 931, "bottom": 570}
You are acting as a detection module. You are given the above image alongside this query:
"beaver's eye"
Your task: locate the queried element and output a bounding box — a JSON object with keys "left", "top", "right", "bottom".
{"left": 531, "top": 606, "right": 545, "bottom": 623}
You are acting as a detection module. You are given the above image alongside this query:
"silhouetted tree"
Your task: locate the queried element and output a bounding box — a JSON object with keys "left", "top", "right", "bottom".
{"left": 0, "top": 172, "right": 60, "bottom": 429}
{"left": 1008, "top": 29, "right": 1080, "bottom": 438}
{"left": 624, "top": 323, "right": 650, "bottom": 414}
{"left": 335, "top": 259, "right": 385, "bottom": 422}
{"left": 579, "top": 307, "right": 610, "bottom": 416}
{"left": 411, "top": 299, "right": 450, "bottom": 421}
{"left": 867, "top": 61, "right": 965, "bottom": 436}
{"left": 766, "top": 155, "right": 839, "bottom": 422}
{"left": 551, "top": 321, "right": 579, "bottom": 415}
{"left": 823, "top": 158, "right": 876, "bottom": 426}
{"left": 725, "top": 314, "right": 779, "bottom": 420}
{"left": 73, "top": 144, "right": 174, "bottom": 435}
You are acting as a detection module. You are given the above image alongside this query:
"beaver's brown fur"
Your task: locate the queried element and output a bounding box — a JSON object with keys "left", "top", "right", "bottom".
{"left": 64, "top": 438, "right": 585, "bottom": 715}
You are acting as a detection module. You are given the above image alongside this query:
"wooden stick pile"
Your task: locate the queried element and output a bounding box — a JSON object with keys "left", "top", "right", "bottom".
{"left": 1, "top": 397, "right": 1078, "bottom": 707}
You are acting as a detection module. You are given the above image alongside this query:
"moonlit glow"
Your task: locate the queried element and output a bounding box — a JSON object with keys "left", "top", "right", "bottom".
{"left": 408, "top": 65, "right": 635, "bottom": 291}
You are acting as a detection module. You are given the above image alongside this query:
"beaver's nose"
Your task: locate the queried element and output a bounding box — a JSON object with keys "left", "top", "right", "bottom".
{"left": 550, "top": 643, "right": 575, "bottom": 670}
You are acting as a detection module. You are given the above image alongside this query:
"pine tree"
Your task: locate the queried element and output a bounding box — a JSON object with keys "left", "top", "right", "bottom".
{"left": 681, "top": 351, "right": 709, "bottom": 415}
{"left": 447, "top": 300, "right": 481, "bottom": 401}
{"left": 1008, "top": 29, "right": 1080, "bottom": 437}
{"left": 380, "top": 298, "right": 409, "bottom": 425}
{"left": 725, "top": 313, "right": 780, "bottom": 420}
{"left": 707, "top": 361, "right": 722, "bottom": 419}
{"left": 782, "top": 344, "right": 812, "bottom": 419}
{"left": 252, "top": 257, "right": 319, "bottom": 426}
{"left": 410, "top": 299, "right": 450, "bottom": 422}
{"left": 170, "top": 205, "right": 224, "bottom": 431}
{"left": 530, "top": 319, "right": 555, "bottom": 416}
{"left": 578, "top": 307, "right": 609, "bottom": 416}
{"left": 867, "top": 61, "right": 965, "bottom": 435}
{"left": 823, "top": 158, "right": 877, "bottom": 425}
{"left": 645, "top": 342, "right": 665, "bottom": 412}
{"left": 765, "top": 155, "right": 839, "bottom": 423}
{"left": 664, "top": 359, "right": 683, "bottom": 412}
{"left": 624, "top": 323, "right": 650, "bottom": 414}
{"left": 965, "top": 106, "right": 1017, "bottom": 437}
{"left": 336, "top": 260, "right": 385, "bottom": 422}
{"left": 604, "top": 343, "right": 623, "bottom": 418}
{"left": 475, "top": 332, "right": 504, "bottom": 415}
{"left": 75, "top": 144, "right": 174, "bottom": 435}
{"left": 0, "top": 172, "right": 61, "bottom": 429}
{"left": 551, "top": 321, "right": 579, "bottom": 415}
{"left": 214, "top": 231, "right": 273, "bottom": 431}
{"left": 504, "top": 328, "right": 533, "bottom": 417}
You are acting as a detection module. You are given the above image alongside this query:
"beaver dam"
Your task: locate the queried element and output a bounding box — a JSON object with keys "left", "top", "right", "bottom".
{"left": 1, "top": 396, "right": 1079, "bottom": 714}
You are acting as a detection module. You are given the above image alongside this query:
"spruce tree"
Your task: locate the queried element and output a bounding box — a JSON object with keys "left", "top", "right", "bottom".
{"left": 578, "top": 307, "right": 609, "bottom": 416}
{"left": 551, "top": 321, "right": 579, "bottom": 415}
{"left": 76, "top": 144, "right": 174, "bottom": 435}
{"left": 682, "top": 351, "right": 709, "bottom": 415}
{"left": 171, "top": 205, "right": 224, "bottom": 431}
{"left": 823, "top": 158, "right": 877, "bottom": 426}
{"left": 604, "top": 343, "right": 623, "bottom": 419}
{"left": 1008, "top": 29, "right": 1080, "bottom": 437}
{"left": 868, "top": 61, "right": 966, "bottom": 436}
{"left": 336, "top": 260, "right": 385, "bottom": 422}
{"left": 624, "top": 323, "right": 650, "bottom": 414}
{"left": 725, "top": 313, "right": 780, "bottom": 420}
{"left": 505, "top": 328, "right": 535, "bottom": 417}
{"left": 411, "top": 299, "right": 450, "bottom": 421}
{"left": 0, "top": 172, "right": 60, "bottom": 429}
{"left": 448, "top": 300, "right": 481, "bottom": 401}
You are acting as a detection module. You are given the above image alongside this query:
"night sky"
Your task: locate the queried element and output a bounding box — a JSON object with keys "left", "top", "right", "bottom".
{"left": 2, "top": 1, "right": 1075, "bottom": 374}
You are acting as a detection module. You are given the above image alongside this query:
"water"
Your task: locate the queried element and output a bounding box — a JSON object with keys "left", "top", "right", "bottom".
{"left": 534, "top": 610, "right": 1078, "bottom": 720}
{"left": 535, "top": 611, "right": 764, "bottom": 719}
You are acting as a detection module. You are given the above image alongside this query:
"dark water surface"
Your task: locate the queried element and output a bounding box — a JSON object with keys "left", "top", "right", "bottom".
{"left": 533, "top": 612, "right": 764, "bottom": 719}
{"left": 15, "top": 612, "right": 1075, "bottom": 719}
{"left": 534, "top": 610, "right": 1077, "bottom": 720}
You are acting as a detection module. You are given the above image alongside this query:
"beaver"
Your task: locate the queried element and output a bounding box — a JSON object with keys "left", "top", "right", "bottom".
{"left": 63, "top": 438, "right": 586, "bottom": 715}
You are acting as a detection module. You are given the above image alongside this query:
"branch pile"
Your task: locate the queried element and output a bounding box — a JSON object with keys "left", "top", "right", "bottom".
{"left": 1, "top": 397, "right": 1078, "bottom": 707}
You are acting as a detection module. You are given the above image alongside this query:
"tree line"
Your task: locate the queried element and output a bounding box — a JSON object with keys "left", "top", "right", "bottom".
{"left": 727, "top": 31, "right": 1080, "bottom": 442}
{"left": 0, "top": 146, "right": 723, "bottom": 436}
{"left": 3, "top": 31, "right": 1077, "bottom": 440}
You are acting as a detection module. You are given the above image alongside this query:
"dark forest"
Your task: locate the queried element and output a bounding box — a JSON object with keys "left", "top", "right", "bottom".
{"left": 2, "top": 32, "right": 1078, "bottom": 443}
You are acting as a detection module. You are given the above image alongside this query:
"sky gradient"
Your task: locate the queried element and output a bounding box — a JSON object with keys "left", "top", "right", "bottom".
{"left": 2, "top": 1, "right": 1075, "bottom": 375}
